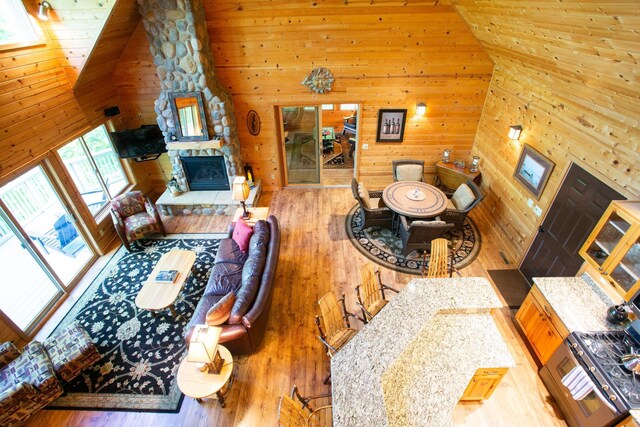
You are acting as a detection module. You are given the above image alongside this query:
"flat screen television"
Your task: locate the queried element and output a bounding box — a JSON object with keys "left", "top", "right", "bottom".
{"left": 110, "top": 125, "right": 167, "bottom": 161}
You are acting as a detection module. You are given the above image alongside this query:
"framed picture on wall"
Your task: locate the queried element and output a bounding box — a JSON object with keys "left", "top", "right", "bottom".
{"left": 514, "top": 144, "right": 555, "bottom": 199}
{"left": 376, "top": 109, "right": 407, "bottom": 142}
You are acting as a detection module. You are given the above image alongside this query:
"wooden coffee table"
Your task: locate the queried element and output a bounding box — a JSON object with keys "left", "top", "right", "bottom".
{"left": 135, "top": 249, "right": 196, "bottom": 317}
{"left": 177, "top": 345, "right": 235, "bottom": 407}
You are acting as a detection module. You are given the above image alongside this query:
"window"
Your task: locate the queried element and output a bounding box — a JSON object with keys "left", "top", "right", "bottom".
{"left": 321, "top": 104, "right": 334, "bottom": 110}
{"left": 57, "top": 125, "right": 130, "bottom": 217}
{"left": 340, "top": 104, "right": 358, "bottom": 111}
{"left": 0, "top": 1, "right": 39, "bottom": 47}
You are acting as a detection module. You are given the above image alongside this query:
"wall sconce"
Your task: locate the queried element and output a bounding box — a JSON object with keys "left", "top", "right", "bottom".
{"left": 416, "top": 102, "right": 427, "bottom": 116}
{"left": 508, "top": 125, "right": 523, "bottom": 140}
{"left": 37, "top": 1, "right": 52, "bottom": 21}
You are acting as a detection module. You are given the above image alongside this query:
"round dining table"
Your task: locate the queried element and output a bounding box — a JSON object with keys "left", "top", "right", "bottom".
{"left": 382, "top": 181, "right": 448, "bottom": 218}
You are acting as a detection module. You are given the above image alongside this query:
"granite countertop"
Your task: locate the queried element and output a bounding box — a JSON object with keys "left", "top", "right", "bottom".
{"left": 331, "top": 277, "right": 514, "bottom": 427}
{"left": 629, "top": 409, "right": 640, "bottom": 425}
{"left": 381, "top": 314, "right": 514, "bottom": 427}
{"left": 533, "top": 276, "right": 624, "bottom": 333}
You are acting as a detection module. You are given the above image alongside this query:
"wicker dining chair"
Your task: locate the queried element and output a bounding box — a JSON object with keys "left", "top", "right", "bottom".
{"left": 351, "top": 178, "right": 393, "bottom": 229}
{"left": 440, "top": 180, "right": 484, "bottom": 231}
{"left": 398, "top": 216, "right": 454, "bottom": 256}
{"left": 355, "top": 264, "right": 399, "bottom": 323}
{"left": 278, "top": 385, "right": 332, "bottom": 427}
{"left": 392, "top": 159, "right": 425, "bottom": 182}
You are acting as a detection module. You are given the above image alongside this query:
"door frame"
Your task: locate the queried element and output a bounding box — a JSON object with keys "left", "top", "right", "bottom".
{"left": 275, "top": 102, "right": 362, "bottom": 188}
{"left": 0, "top": 161, "right": 97, "bottom": 337}
{"left": 518, "top": 159, "right": 625, "bottom": 275}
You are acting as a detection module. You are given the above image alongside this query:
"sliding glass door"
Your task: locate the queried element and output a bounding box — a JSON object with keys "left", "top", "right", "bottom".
{"left": 282, "top": 106, "right": 320, "bottom": 185}
{"left": 0, "top": 165, "right": 94, "bottom": 332}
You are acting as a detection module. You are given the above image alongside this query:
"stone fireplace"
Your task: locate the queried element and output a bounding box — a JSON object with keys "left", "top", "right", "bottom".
{"left": 137, "top": 0, "right": 243, "bottom": 193}
{"left": 137, "top": 0, "right": 261, "bottom": 215}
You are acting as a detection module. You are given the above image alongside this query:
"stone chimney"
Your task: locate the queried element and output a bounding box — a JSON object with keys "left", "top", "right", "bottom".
{"left": 137, "top": 0, "right": 243, "bottom": 192}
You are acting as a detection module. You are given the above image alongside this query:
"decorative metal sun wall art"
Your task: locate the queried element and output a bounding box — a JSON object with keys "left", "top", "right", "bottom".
{"left": 301, "top": 67, "right": 334, "bottom": 94}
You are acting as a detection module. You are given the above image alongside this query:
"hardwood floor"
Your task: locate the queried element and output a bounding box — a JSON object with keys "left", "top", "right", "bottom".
{"left": 28, "top": 188, "right": 566, "bottom": 426}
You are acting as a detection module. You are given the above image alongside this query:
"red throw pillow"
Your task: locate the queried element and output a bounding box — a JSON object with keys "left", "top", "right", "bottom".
{"left": 232, "top": 217, "right": 253, "bottom": 253}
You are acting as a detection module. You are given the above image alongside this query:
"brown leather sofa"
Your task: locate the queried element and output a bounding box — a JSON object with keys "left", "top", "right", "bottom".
{"left": 185, "top": 216, "right": 280, "bottom": 354}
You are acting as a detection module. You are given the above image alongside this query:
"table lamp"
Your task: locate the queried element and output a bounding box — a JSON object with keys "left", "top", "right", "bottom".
{"left": 232, "top": 176, "right": 251, "bottom": 220}
{"left": 188, "top": 325, "right": 224, "bottom": 374}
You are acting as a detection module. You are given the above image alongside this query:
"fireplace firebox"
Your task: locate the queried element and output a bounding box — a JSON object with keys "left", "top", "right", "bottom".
{"left": 180, "top": 156, "right": 230, "bottom": 191}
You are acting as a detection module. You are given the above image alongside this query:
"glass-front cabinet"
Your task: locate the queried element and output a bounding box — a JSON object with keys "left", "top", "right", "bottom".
{"left": 580, "top": 201, "right": 640, "bottom": 299}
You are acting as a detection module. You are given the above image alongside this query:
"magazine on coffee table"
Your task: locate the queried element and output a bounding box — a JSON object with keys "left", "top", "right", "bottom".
{"left": 155, "top": 269, "right": 179, "bottom": 283}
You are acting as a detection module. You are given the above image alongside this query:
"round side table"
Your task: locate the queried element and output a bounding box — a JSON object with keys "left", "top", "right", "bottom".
{"left": 177, "top": 345, "right": 235, "bottom": 407}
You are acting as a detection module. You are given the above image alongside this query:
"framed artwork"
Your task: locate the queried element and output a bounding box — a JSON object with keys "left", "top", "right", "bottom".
{"left": 247, "top": 110, "right": 260, "bottom": 136}
{"left": 514, "top": 144, "right": 555, "bottom": 199}
{"left": 376, "top": 109, "right": 407, "bottom": 142}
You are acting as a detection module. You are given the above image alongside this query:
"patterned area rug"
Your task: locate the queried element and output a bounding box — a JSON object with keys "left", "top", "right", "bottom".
{"left": 46, "top": 235, "right": 223, "bottom": 413}
{"left": 345, "top": 205, "right": 481, "bottom": 275}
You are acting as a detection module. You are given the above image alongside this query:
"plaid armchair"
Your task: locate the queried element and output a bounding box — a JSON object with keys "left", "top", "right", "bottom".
{"left": 0, "top": 342, "right": 63, "bottom": 426}
{"left": 0, "top": 324, "right": 101, "bottom": 426}
{"left": 110, "top": 191, "right": 166, "bottom": 251}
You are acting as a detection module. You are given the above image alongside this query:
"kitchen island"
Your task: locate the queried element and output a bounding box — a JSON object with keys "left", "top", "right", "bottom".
{"left": 331, "top": 277, "right": 515, "bottom": 427}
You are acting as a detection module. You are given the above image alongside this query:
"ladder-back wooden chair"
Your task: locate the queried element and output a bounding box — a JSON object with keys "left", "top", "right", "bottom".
{"left": 278, "top": 385, "right": 332, "bottom": 427}
{"left": 315, "top": 292, "right": 360, "bottom": 384}
{"left": 355, "top": 264, "right": 399, "bottom": 323}
{"left": 315, "top": 292, "right": 358, "bottom": 357}
{"left": 424, "top": 238, "right": 457, "bottom": 278}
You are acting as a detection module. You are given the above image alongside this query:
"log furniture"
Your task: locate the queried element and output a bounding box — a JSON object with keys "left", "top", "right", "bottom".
{"left": 278, "top": 385, "right": 332, "bottom": 427}
{"left": 176, "top": 345, "right": 235, "bottom": 407}
{"left": 354, "top": 263, "right": 398, "bottom": 323}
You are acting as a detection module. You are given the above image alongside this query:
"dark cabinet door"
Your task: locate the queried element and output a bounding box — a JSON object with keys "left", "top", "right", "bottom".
{"left": 520, "top": 163, "right": 624, "bottom": 283}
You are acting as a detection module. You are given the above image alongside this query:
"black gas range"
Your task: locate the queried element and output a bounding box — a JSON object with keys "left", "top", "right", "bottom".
{"left": 540, "top": 330, "right": 640, "bottom": 427}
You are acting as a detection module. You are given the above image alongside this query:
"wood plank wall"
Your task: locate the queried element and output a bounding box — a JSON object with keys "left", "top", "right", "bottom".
{"left": 34, "top": 0, "right": 115, "bottom": 86}
{"left": 453, "top": 1, "right": 640, "bottom": 264}
{"left": 113, "top": 1, "right": 493, "bottom": 191}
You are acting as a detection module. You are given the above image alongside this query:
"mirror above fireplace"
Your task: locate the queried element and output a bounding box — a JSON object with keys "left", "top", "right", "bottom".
{"left": 168, "top": 91, "right": 209, "bottom": 142}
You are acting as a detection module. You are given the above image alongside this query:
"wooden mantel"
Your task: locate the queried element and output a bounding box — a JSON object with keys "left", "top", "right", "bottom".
{"left": 166, "top": 140, "right": 223, "bottom": 151}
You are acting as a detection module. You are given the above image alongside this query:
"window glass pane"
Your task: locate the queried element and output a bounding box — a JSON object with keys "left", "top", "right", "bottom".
{"left": 0, "top": 167, "right": 92, "bottom": 285}
{"left": 0, "top": 213, "right": 61, "bottom": 330}
{"left": 83, "top": 126, "right": 129, "bottom": 197}
{"left": 58, "top": 139, "right": 109, "bottom": 216}
{"left": 321, "top": 104, "right": 334, "bottom": 110}
{"left": 340, "top": 104, "right": 357, "bottom": 111}
{"left": 0, "top": 1, "right": 38, "bottom": 46}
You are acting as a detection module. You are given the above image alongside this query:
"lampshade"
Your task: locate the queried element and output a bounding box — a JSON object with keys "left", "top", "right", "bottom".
{"left": 38, "top": 1, "right": 52, "bottom": 21}
{"left": 508, "top": 125, "right": 523, "bottom": 140}
{"left": 416, "top": 102, "right": 427, "bottom": 116}
{"left": 232, "top": 176, "right": 250, "bottom": 202}
{"left": 188, "top": 325, "right": 222, "bottom": 364}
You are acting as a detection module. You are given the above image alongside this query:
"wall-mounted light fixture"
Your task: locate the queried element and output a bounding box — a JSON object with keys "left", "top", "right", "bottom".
{"left": 37, "top": 1, "right": 52, "bottom": 21}
{"left": 508, "top": 125, "right": 523, "bottom": 140}
{"left": 416, "top": 102, "right": 427, "bottom": 116}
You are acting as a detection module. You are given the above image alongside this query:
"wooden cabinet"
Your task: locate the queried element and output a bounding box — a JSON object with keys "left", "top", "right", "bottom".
{"left": 515, "top": 286, "right": 568, "bottom": 365}
{"left": 579, "top": 201, "right": 640, "bottom": 300}
{"left": 460, "top": 368, "right": 508, "bottom": 401}
{"left": 435, "top": 161, "right": 481, "bottom": 192}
